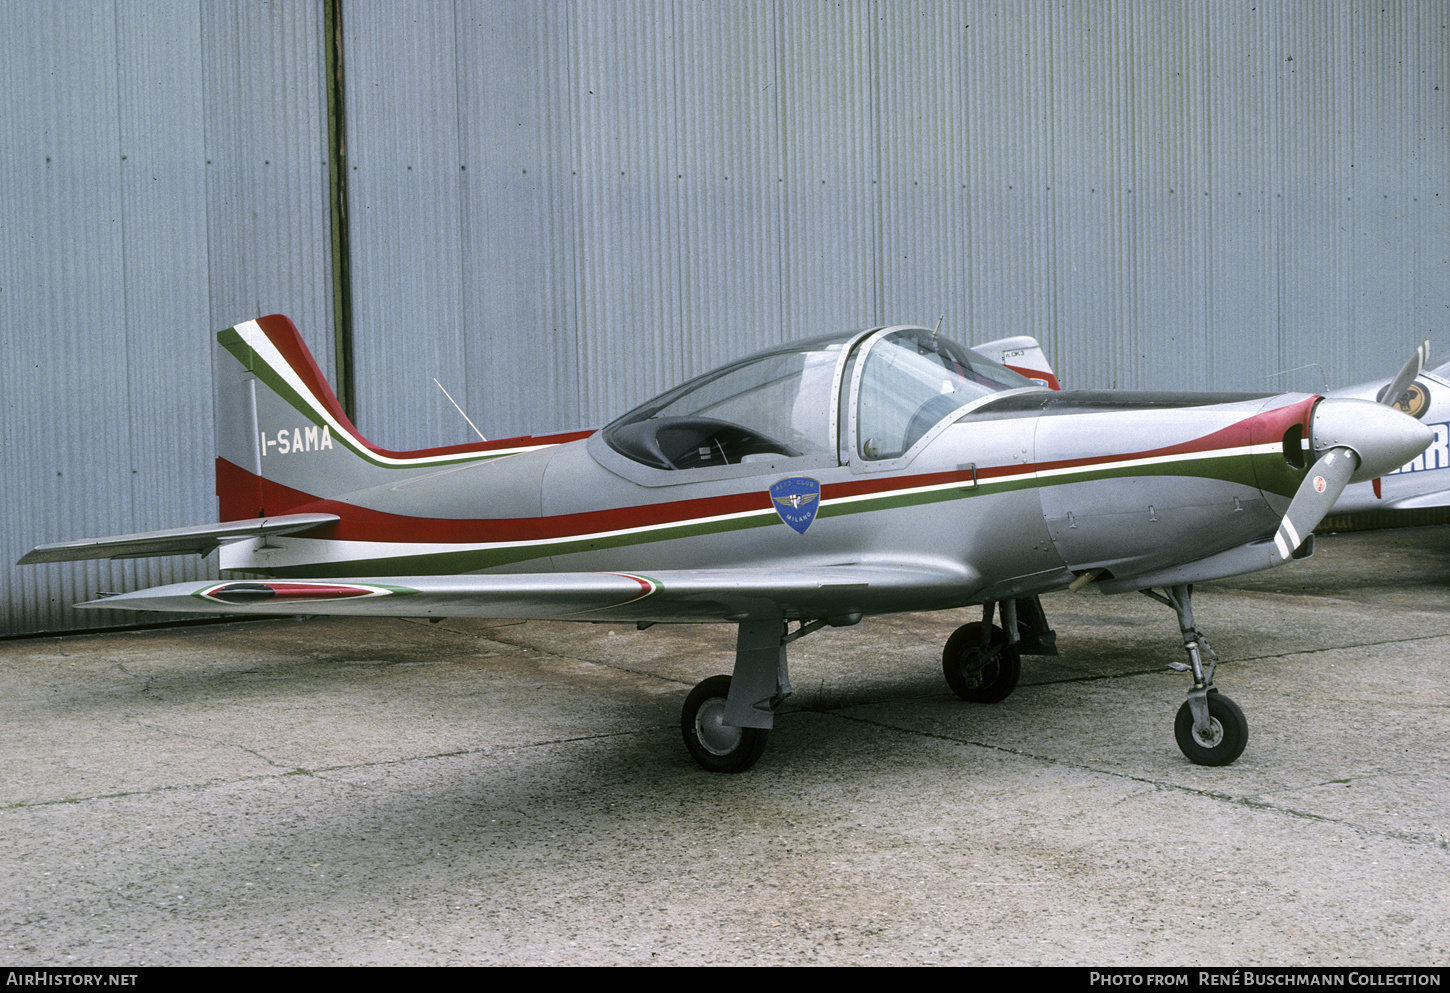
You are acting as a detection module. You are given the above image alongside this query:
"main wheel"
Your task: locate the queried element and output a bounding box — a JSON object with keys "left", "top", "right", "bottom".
{"left": 1174, "top": 691, "right": 1248, "bottom": 766}
{"left": 681, "top": 675, "right": 769, "bottom": 773}
{"left": 942, "top": 622, "right": 1021, "bottom": 703}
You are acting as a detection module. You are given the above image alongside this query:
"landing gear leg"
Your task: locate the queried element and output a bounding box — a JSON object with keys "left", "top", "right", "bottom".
{"left": 1012, "top": 595, "right": 1059, "bottom": 656}
{"left": 942, "top": 601, "right": 1023, "bottom": 703}
{"left": 681, "top": 617, "right": 794, "bottom": 773}
{"left": 1141, "top": 584, "right": 1248, "bottom": 766}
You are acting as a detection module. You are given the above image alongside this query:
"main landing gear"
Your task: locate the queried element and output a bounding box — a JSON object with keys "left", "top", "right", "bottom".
{"left": 680, "top": 615, "right": 830, "bottom": 773}
{"left": 681, "top": 675, "right": 770, "bottom": 773}
{"left": 678, "top": 599, "right": 1060, "bottom": 772}
{"left": 1142, "top": 583, "right": 1248, "bottom": 766}
{"left": 941, "top": 596, "right": 1058, "bottom": 703}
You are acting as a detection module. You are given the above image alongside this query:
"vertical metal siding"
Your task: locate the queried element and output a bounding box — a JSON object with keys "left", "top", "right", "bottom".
{"left": 201, "top": 0, "right": 337, "bottom": 366}
{"left": 2, "top": 0, "right": 335, "bottom": 635}
{"left": 1271, "top": 2, "right": 1355, "bottom": 394}
{"left": 340, "top": 0, "right": 1447, "bottom": 445}
{"left": 4, "top": 2, "right": 130, "bottom": 634}
{"left": 456, "top": 1, "right": 580, "bottom": 440}
{"left": 344, "top": 1, "right": 469, "bottom": 451}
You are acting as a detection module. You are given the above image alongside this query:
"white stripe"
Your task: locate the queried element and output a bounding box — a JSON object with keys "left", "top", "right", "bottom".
{"left": 1033, "top": 443, "right": 1272, "bottom": 480}
{"left": 830, "top": 443, "right": 1271, "bottom": 509}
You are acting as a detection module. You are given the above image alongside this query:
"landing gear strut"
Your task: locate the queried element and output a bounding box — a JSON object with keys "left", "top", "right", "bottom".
{"left": 680, "top": 614, "right": 853, "bottom": 773}
{"left": 1142, "top": 583, "right": 1248, "bottom": 766}
{"left": 942, "top": 616, "right": 1021, "bottom": 702}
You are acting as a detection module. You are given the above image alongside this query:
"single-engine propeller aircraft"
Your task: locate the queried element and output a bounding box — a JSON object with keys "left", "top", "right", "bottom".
{"left": 21, "top": 317, "right": 1432, "bottom": 771}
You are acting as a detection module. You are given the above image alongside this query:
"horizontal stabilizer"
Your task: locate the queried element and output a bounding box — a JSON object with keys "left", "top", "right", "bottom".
{"left": 17, "top": 514, "right": 339, "bottom": 564}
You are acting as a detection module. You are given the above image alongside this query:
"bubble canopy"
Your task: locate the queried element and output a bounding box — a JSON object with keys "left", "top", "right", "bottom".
{"left": 601, "top": 326, "right": 1038, "bottom": 471}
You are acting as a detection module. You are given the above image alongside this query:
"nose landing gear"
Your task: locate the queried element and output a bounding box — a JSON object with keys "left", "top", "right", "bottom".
{"left": 1143, "top": 583, "right": 1249, "bottom": 766}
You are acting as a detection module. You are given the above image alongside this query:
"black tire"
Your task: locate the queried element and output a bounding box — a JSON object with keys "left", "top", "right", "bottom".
{"left": 1174, "top": 691, "right": 1248, "bottom": 766}
{"left": 681, "top": 675, "right": 769, "bottom": 773}
{"left": 942, "top": 621, "right": 1021, "bottom": 703}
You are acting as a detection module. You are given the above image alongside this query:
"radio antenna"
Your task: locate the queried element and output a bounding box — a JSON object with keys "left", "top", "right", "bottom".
{"left": 433, "top": 378, "right": 487, "bottom": 442}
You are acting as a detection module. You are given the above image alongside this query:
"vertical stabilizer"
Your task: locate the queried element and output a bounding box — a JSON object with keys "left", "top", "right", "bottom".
{"left": 972, "top": 335, "right": 1062, "bottom": 390}
{"left": 212, "top": 315, "right": 590, "bottom": 522}
{"left": 213, "top": 315, "right": 378, "bottom": 519}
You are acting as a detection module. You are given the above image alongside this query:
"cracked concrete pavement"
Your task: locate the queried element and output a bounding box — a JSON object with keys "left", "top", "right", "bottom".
{"left": 1, "top": 527, "right": 1447, "bottom": 965}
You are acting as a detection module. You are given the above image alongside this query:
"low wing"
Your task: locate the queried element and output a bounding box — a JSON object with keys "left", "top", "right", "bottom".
{"left": 75, "top": 563, "right": 979, "bottom": 624}
{"left": 17, "top": 514, "right": 340, "bottom": 564}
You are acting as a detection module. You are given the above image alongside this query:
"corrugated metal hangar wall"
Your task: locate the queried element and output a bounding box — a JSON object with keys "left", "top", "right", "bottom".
{"left": 3, "top": 0, "right": 1447, "bottom": 636}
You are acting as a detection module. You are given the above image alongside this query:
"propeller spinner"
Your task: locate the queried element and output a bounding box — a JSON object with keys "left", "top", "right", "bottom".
{"left": 1272, "top": 345, "right": 1434, "bottom": 560}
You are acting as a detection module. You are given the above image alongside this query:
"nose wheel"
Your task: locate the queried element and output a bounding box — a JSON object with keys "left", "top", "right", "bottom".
{"left": 1174, "top": 689, "right": 1248, "bottom": 766}
{"left": 1144, "top": 584, "right": 1250, "bottom": 766}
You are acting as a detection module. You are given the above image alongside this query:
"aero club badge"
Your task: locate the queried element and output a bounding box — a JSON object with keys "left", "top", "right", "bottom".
{"left": 770, "top": 476, "right": 821, "bottom": 534}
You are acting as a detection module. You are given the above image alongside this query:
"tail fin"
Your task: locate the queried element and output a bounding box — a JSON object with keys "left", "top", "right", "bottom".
{"left": 213, "top": 315, "right": 585, "bottom": 520}
{"left": 971, "top": 335, "right": 1062, "bottom": 391}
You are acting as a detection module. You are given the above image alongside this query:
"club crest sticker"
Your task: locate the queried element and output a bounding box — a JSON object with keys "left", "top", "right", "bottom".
{"left": 771, "top": 476, "right": 821, "bottom": 534}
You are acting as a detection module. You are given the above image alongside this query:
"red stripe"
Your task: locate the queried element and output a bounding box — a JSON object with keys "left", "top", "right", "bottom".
{"left": 258, "top": 583, "right": 377, "bottom": 600}
{"left": 608, "top": 574, "right": 657, "bottom": 604}
{"left": 217, "top": 457, "right": 775, "bottom": 543}
{"left": 1031, "top": 397, "right": 1315, "bottom": 475}
{"left": 1005, "top": 364, "right": 1062, "bottom": 390}
{"left": 216, "top": 397, "right": 1317, "bottom": 546}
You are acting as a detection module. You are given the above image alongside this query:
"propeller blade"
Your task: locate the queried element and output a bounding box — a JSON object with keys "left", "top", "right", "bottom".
{"left": 1379, "top": 340, "right": 1430, "bottom": 410}
{"left": 1272, "top": 447, "right": 1358, "bottom": 560}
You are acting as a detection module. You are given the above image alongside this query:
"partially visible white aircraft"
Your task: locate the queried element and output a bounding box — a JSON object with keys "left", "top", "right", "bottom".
{"left": 970, "top": 335, "right": 1061, "bottom": 391}
{"left": 1324, "top": 345, "right": 1449, "bottom": 514}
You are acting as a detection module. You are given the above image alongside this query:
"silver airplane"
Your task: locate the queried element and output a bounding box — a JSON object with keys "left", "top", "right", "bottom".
{"left": 21, "top": 316, "right": 1432, "bottom": 772}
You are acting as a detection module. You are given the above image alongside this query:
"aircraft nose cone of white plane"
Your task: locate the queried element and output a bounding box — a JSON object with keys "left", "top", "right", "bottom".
{"left": 1311, "top": 396, "right": 1433, "bottom": 482}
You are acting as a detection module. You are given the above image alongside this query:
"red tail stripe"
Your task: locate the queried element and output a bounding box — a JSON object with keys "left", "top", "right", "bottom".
{"left": 1004, "top": 365, "right": 1062, "bottom": 390}
{"left": 251, "top": 315, "right": 593, "bottom": 460}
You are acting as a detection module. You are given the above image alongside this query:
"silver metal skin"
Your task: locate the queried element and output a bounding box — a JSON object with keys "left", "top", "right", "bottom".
{"left": 694, "top": 699, "right": 743, "bottom": 756}
{"left": 1310, "top": 397, "right": 1433, "bottom": 482}
{"left": 19, "top": 316, "right": 1435, "bottom": 772}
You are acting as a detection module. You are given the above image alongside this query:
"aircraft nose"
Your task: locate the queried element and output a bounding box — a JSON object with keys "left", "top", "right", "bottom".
{"left": 1311, "top": 396, "right": 1433, "bottom": 482}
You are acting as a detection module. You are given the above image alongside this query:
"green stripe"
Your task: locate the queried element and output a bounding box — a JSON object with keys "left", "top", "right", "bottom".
{"left": 239, "top": 449, "right": 1295, "bottom": 578}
